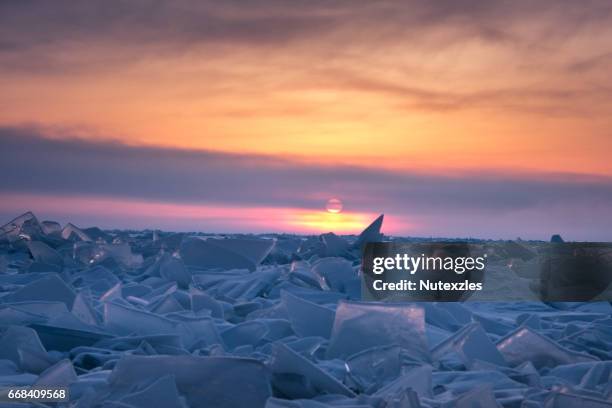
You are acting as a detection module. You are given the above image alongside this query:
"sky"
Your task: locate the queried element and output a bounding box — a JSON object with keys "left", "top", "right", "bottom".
{"left": 1, "top": 1, "right": 612, "bottom": 239}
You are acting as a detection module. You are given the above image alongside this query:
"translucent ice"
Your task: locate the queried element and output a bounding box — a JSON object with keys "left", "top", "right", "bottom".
{"left": 326, "top": 301, "right": 429, "bottom": 361}
{"left": 180, "top": 237, "right": 274, "bottom": 271}
{"left": 353, "top": 214, "right": 384, "bottom": 249}
{"left": 109, "top": 355, "right": 271, "bottom": 408}
{"left": 497, "top": 326, "right": 598, "bottom": 368}
{"left": 2, "top": 274, "right": 75, "bottom": 308}
{"left": 268, "top": 342, "right": 355, "bottom": 398}
{"left": 61, "top": 223, "right": 92, "bottom": 242}
{"left": 281, "top": 291, "right": 335, "bottom": 338}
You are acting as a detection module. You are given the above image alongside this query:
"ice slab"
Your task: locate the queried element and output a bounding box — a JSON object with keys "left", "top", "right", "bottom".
{"left": 119, "top": 374, "right": 183, "bottom": 408}
{"left": 104, "top": 301, "right": 183, "bottom": 337}
{"left": 34, "top": 359, "right": 77, "bottom": 386}
{"left": 26, "top": 241, "right": 63, "bottom": 267}
{"left": 326, "top": 301, "right": 429, "bottom": 361}
{"left": 497, "top": 326, "right": 598, "bottom": 368}
{"left": 431, "top": 322, "right": 507, "bottom": 367}
{"left": 159, "top": 255, "right": 192, "bottom": 289}
{"left": 109, "top": 355, "right": 271, "bottom": 408}
{"left": 311, "top": 258, "right": 356, "bottom": 293}
{"left": 61, "top": 223, "right": 92, "bottom": 242}
{"left": 2, "top": 274, "right": 76, "bottom": 308}
{"left": 452, "top": 385, "right": 502, "bottom": 408}
{"left": 320, "top": 233, "right": 350, "bottom": 257}
{"left": 346, "top": 345, "right": 423, "bottom": 394}
{"left": 281, "top": 291, "right": 335, "bottom": 338}
{"left": 269, "top": 342, "right": 355, "bottom": 398}
{"left": 0, "top": 326, "right": 48, "bottom": 371}
{"left": 373, "top": 364, "right": 433, "bottom": 400}
{"left": 29, "top": 323, "right": 111, "bottom": 352}
{"left": 180, "top": 237, "right": 274, "bottom": 271}
{"left": 0, "top": 211, "right": 44, "bottom": 241}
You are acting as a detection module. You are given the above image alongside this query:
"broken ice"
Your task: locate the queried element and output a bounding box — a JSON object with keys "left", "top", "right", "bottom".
{"left": 0, "top": 212, "right": 611, "bottom": 407}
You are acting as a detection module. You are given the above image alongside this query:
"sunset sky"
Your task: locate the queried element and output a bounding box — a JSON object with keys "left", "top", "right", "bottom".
{"left": 1, "top": 1, "right": 612, "bottom": 239}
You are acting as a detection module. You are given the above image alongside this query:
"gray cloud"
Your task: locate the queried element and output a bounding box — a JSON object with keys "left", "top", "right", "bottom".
{"left": 1, "top": 126, "right": 612, "bottom": 218}
{"left": 2, "top": 1, "right": 611, "bottom": 67}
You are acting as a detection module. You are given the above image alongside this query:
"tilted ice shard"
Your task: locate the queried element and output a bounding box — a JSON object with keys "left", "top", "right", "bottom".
{"left": 104, "top": 301, "right": 182, "bottom": 337}
{"left": 346, "top": 345, "right": 422, "bottom": 393}
{"left": 3, "top": 274, "right": 76, "bottom": 308}
{"left": 41, "top": 220, "right": 62, "bottom": 236}
{"left": 180, "top": 237, "right": 258, "bottom": 271}
{"left": 0, "top": 211, "right": 44, "bottom": 241}
{"left": 0, "top": 326, "right": 48, "bottom": 370}
{"left": 26, "top": 241, "right": 63, "bottom": 267}
{"left": 34, "top": 359, "right": 77, "bottom": 386}
{"left": 61, "top": 223, "right": 92, "bottom": 242}
{"left": 496, "top": 326, "right": 598, "bottom": 369}
{"left": 373, "top": 364, "right": 433, "bottom": 399}
{"left": 281, "top": 290, "right": 335, "bottom": 338}
{"left": 326, "top": 301, "right": 429, "bottom": 361}
{"left": 158, "top": 254, "right": 192, "bottom": 289}
{"left": 319, "top": 233, "right": 350, "bottom": 257}
{"left": 311, "top": 258, "right": 356, "bottom": 293}
{"left": 431, "top": 322, "right": 507, "bottom": 367}
{"left": 208, "top": 237, "right": 276, "bottom": 265}
{"left": 268, "top": 342, "right": 355, "bottom": 398}
{"left": 353, "top": 214, "right": 384, "bottom": 250}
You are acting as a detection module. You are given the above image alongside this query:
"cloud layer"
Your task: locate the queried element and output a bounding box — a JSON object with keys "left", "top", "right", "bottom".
{"left": 2, "top": 127, "right": 612, "bottom": 239}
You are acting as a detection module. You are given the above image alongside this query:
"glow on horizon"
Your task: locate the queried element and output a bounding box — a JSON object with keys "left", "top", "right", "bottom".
{"left": 0, "top": 193, "right": 400, "bottom": 235}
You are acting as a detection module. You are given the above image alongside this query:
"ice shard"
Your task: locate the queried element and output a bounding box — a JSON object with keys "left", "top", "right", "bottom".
{"left": 353, "top": 214, "right": 384, "bottom": 250}
{"left": 281, "top": 291, "right": 335, "bottom": 338}
{"left": 326, "top": 301, "right": 429, "bottom": 361}
{"left": 109, "top": 355, "right": 271, "bottom": 408}
{"left": 268, "top": 342, "right": 355, "bottom": 398}
{"left": 497, "top": 326, "right": 598, "bottom": 368}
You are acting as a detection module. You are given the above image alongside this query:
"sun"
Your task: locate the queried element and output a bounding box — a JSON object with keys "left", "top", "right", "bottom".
{"left": 325, "top": 198, "right": 343, "bottom": 214}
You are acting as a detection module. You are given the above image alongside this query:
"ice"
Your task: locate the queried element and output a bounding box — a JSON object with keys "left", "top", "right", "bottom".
{"left": 346, "top": 345, "right": 425, "bottom": 394}
{"left": 34, "top": 359, "right": 77, "bottom": 386}
{"left": 431, "top": 322, "right": 507, "bottom": 367}
{"left": 0, "top": 211, "right": 44, "bottom": 241}
{"left": 319, "top": 233, "right": 350, "bottom": 257}
{"left": 26, "top": 241, "right": 63, "bottom": 268}
{"left": 497, "top": 326, "right": 598, "bottom": 368}
{"left": 2, "top": 273, "right": 76, "bottom": 308}
{"left": 0, "top": 211, "right": 610, "bottom": 407}
{"left": 61, "top": 223, "right": 92, "bottom": 241}
{"left": 104, "top": 301, "right": 182, "bottom": 337}
{"left": 311, "top": 258, "right": 357, "bottom": 293}
{"left": 158, "top": 254, "right": 192, "bottom": 289}
{"left": 0, "top": 326, "right": 48, "bottom": 370}
{"left": 269, "top": 342, "right": 355, "bottom": 398}
{"left": 180, "top": 237, "right": 274, "bottom": 271}
{"left": 543, "top": 392, "right": 612, "bottom": 408}
{"left": 452, "top": 385, "right": 502, "bottom": 408}
{"left": 41, "top": 220, "right": 62, "bottom": 236}
{"left": 281, "top": 291, "right": 335, "bottom": 338}
{"left": 373, "top": 365, "right": 433, "bottom": 400}
{"left": 326, "top": 301, "right": 429, "bottom": 361}
{"left": 109, "top": 355, "right": 271, "bottom": 408}
{"left": 119, "top": 374, "right": 184, "bottom": 408}
{"left": 353, "top": 214, "right": 384, "bottom": 249}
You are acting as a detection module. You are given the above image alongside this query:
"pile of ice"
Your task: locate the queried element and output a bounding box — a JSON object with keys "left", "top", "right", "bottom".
{"left": 0, "top": 212, "right": 611, "bottom": 408}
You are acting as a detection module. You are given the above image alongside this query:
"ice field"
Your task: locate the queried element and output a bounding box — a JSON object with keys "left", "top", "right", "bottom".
{"left": 0, "top": 212, "right": 611, "bottom": 407}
